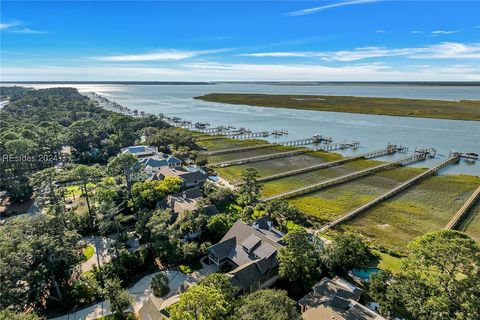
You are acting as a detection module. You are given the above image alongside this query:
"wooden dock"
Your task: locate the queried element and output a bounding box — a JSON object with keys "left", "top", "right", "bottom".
{"left": 260, "top": 152, "right": 428, "bottom": 202}
{"left": 253, "top": 145, "right": 401, "bottom": 184}
{"left": 444, "top": 185, "right": 480, "bottom": 230}
{"left": 320, "top": 155, "right": 461, "bottom": 232}
{"left": 314, "top": 140, "right": 360, "bottom": 152}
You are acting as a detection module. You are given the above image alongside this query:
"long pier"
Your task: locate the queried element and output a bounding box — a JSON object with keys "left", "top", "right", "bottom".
{"left": 211, "top": 149, "right": 308, "bottom": 167}
{"left": 260, "top": 152, "right": 429, "bottom": 202}
{"left": 444, "top": 185, "right": 480, "bottom": 230}
{"left": 314, "top": 140, "right": 360, "bottom": 152}
{"left": 320, "top": 155, "right": 461, "bottom": 232}
{"left": 254, "top": 145, "right": 403, "bottom": 184}
{"left": 202, "top": 135, "right": 344, "bottom": 156}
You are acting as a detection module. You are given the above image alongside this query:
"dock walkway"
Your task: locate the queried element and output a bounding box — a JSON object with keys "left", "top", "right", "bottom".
{"left": 444, "top": 185, "right": 480, "bottom": 230}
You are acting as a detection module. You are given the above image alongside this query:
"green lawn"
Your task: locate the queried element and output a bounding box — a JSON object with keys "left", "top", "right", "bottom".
{"left": 370, "top": 249, "right": 404, "bottom": 273}
{"left": 83, "top": 245, "right": 95, "bottom": 261}
{"left": 460, "top": 202, "right": 480, "bottom": 244}
{"left": 346, "top": 174, "right": 480, "bottom": 253}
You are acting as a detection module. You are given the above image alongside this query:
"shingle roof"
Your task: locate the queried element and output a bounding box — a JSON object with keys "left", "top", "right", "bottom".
{"left": 208, "top": 219, "right": 284, "bottom": 289}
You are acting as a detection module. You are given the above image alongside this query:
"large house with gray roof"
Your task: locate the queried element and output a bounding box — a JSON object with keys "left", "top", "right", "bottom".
{"left": 121, "top": 145, "right": 158, "bottom": 159}
{"left": 207, "top": 217, "right": 284, "bottom": 294}
{"left": 299, "top": 277, "right": 385, "bottom": 320}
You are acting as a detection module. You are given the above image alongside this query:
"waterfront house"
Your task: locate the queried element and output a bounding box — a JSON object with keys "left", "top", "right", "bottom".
{"left": 156, "top": 167, "right": 208, "bottom": 188}
{"left": 121, "top": 145, "right": 158, "bottom": 159}
{"left": 299, "top": 277, "right": 385, "bottom": 320}
{"left": 162, "top": 188, "right": 219, "bottom": 240}
{"left": 207, "top": 217, "right": 284, "bottom": 294}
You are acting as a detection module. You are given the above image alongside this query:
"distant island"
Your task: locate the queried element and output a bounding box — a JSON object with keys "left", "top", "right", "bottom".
{"left": 195, "top": 93, "right": 480, "bottom": 121}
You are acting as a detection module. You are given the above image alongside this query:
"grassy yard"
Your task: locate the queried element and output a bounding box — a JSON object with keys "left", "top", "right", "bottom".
{"left": 83, "top": 245, "right": 95, "bottom": 260}
{"left": 288, "top": 166, "right": 424, "bottom": 223}
{"left": 370, "top": 250, "right": 403, "bottom": 273}
{"left": 215, "top": 151, "right": 342, "bottom": 183}
{"left": 345, "top": 174, "right": 480, "bottom": 253}
{"left": 196, "top": 93, "right": 480, "bottom": 121}
{"left": 460, "top": 202, "right": 480, "bottom": 244}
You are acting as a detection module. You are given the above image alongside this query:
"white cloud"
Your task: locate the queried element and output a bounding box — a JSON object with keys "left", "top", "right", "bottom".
{"left": 411, "top": 30, "right": 422, "bottom": 34}
{"left": 0, "top": 23, "right": 17, "bottom": 30}
{"left": 375, "top": 30, "right": 385, "bottom": 33}
{"left": 94, "top": 49, "right": 226, "bottom": 62}
{"left": 240, "top": 42, "right": 480, "bottom": 61}
{"left": 431, "top": 30, "right": 460, "bottom": 36}
{"left": 287, "top": 0, "right": 381, "bottom": 16}
{"left": 2, "top": 62, "right": 478, "bottom": 81}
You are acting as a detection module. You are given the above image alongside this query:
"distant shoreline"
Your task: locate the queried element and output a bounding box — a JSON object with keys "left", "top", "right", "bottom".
{"left": 195, "top": 93, "right": 480, "bottom": 121}
{"left": 1, "top": 81, "right": 479, "bottom": 86}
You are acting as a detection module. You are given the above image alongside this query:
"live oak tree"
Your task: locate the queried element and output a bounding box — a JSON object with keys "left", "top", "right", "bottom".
{"left": 170, "top": 284, "right": 230, "bottom": 320}
{"left": 320, "top": 232, "right": 371, "bottom": 272}
{"left": 70, "top": 164, "right": 102, "bottom": 230}
{"left": 200, "top": 273, "right": 238, "bottom": 306}
{"left": 234, "top": 289, "right": 300, "bottom": 320}
{"left": 371, "top": 230, "right": 480, "bottom": 320}
{"left": 238, "top": 168, "right": 262, "bottom": 207}
{"left": 107, "top": 153, "right": 140, "bottom": 199}
{"left": 102, "top": 277, "right": 134, "bottom": 318}
{"left": 277, "top": 228, "right": 320, "bottom": 290}
{"left": 151, "top": 273, "right": 170, "bottom": 297}
{"left": 0, "top": 215, "right": 81, "bottom": 312}
{"left": 263, "top": 199, "right": 300, "bottom": 231}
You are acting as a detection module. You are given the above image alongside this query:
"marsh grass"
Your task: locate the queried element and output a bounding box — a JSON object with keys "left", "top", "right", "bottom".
{"left": 460, "top": 202, "right": 480, "bottom": 243}
{"left": 196, "top": 93, "right": 480, "bottom": 121}
{"left": 214, "top": 150, "right": 342, "bottom": 182}
{"left": 287, "top": 166, "right": 424, "bottom": 222}
{"left": 197, "top": 137, "right": 268, "bottom": 151}
{"left": 345, "top": 174, "right": 480, "bottom": 252}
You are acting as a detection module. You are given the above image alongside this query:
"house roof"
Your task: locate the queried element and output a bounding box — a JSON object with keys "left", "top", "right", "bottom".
{"left": 301, "top": 301, "right": 385, "bottom": 320}
{"left": 157, "top": 167, "right": 208, "bottom": 183}
{"left": 121, "top": 145, "right": 156, "bottom": 156}
{"left": 166, "top": 188, "right": 218, "bottom": 216}
{"left": 207, "top": 219, "right": 284, "bottom": 290}
{"left": 299, "top": 277, "right": 362, "bottom": 308}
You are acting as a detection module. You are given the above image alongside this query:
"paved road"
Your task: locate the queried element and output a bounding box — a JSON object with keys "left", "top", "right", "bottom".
{"left": 49, "top": 270, "right": 189, "bottom": 320}
{"left": 80, "top": 236, "right": 115, "bottom": 273}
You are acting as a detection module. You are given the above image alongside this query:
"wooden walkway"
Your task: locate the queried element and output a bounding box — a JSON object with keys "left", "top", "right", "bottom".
{"left": 204, "top": 143, "right": 277, "bottom": 156}
{"left": 260, "top": 152, "right": 428, "bottom": 202}
{"left": 253, "top": 146, "right": 400, "bottom": 184}
{"left": 444, "top": 185, "right": 480, "bottom": 230}
{"left": 320, "top": 155, "right": 461, "bottom": 232}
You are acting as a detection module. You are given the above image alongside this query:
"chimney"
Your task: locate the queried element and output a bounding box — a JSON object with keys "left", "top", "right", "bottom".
{"left": 267, "top": 220, "right": 273, "bottom": 230}
{"left": 182, "top": 192, "right": 187, "bottom": 199}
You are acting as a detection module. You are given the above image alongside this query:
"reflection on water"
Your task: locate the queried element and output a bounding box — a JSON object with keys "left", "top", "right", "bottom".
{"left": 8, "top": 83, "right": 480, "bottom": 175}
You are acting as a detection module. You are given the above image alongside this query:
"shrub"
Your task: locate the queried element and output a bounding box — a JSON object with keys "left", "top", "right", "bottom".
{"left": 151, "top": 273, "right": 170, "bottom": 297}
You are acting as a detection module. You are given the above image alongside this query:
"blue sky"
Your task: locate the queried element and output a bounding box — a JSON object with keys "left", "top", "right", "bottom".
{"left": 1, "top": 0, "right": 479, "bottom": 81}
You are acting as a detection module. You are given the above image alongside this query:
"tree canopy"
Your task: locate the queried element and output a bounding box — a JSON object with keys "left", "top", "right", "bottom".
{"left": 234, "top": 289, "right": 300, "bottom": 320}
{"left": 370, "top": 230, "right": 480, "bottom": 320}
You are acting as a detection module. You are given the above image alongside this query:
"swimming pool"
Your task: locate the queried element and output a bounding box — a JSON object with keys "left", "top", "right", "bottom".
{"left": 350, "top": 267, "right": 381, "bottom": 282}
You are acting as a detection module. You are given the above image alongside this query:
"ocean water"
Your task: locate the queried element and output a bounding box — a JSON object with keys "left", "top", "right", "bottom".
{"left": 6, "top": 83, "right": 480, "bottom": 175}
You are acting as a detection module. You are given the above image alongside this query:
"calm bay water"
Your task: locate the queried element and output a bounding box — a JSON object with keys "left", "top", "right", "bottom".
{"left": 10, "top": 83, "right": 480, "bottom": 176}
